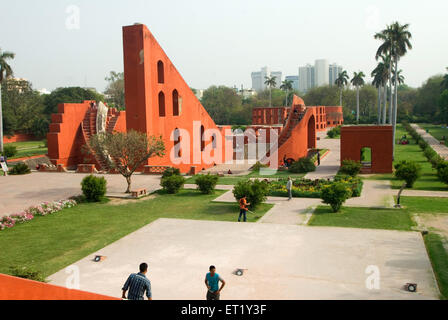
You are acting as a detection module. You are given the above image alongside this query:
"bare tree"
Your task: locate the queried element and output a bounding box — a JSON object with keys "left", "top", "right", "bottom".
{"left": 88, "top": 130, "right": 165, "bottom": 193}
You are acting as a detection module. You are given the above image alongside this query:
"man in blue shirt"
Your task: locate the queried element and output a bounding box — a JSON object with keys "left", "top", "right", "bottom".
{"left": 122, "top": 263, "right": 152, "bottom": 300}
{"left": 204, "top": 265, "right": 226, "bottom": 300}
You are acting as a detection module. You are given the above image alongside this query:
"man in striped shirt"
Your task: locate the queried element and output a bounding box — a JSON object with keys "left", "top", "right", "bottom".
{"left": 122, "top": 263, "right": 152, "bottom": 300}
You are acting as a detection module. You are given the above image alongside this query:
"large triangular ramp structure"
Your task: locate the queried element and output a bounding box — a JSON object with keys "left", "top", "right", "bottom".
{"left": 123, "top": 24, "right": 231, "bottom": 173}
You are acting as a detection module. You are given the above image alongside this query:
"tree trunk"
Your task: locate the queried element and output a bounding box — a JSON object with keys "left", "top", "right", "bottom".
{"left": 356, "top": 87, "right": 360, "bottom": 124}
{"left": 377, "top": 86, "right": 381, "bottom": 124}
{"left": 339, "top": 87, "right": 343, "bottom": 106}
{"left": 382, "top": 84, "right": 387, "bottom": 124}
{"left": 392, "top": 54, "right": 399, "bottom": 159}
{"left": 270, "top": 88, "right": 272, "bottom": 108}
{"left": 0, "top": 82, "right": 3, "bottom": 153}
{"left": 388, "top": 65, "right": 393, "bottom": 124}
{"left": 125, "top": 175, "right": 132, "bottom": 193}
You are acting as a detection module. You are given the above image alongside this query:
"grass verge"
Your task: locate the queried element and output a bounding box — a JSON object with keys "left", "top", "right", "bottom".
{"left": 0, "top": 189, "right": 273, "bottom": 277}
{"left": 423, "top": 233, "right": 448, "bottom": 300}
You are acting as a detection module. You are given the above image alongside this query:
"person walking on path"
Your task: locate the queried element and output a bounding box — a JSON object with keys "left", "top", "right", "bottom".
{"left": 122, "top": 263, "right": 152, "bottom": 300}
{"left": 286, "top": 177, "right": 293, "bottom": 201}
{"left": 205, "top": 265, "right": 226, "bottom": 300}
{"left": 238, "top": 196, "right": 250, "bottom": 222}
{"left": 317, "top": 151, "right": 321, "bottom": 166}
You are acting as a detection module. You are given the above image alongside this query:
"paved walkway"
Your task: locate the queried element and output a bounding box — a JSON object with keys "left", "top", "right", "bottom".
{"left": 305, "top": 131, "right": 340, "bottom": 180}
{"left": 0, "top": 172, "right": 162, "bottom": 217}
{"left": 412, "top": 124, "right": 448, "bottom": 160}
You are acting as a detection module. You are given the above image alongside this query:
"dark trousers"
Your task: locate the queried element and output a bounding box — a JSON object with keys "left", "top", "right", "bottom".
{"left": 238, "top": 209, "right": 247, "bottom": 222}
{"left": 207, "top": 291, "right": 220, "bottom": 300}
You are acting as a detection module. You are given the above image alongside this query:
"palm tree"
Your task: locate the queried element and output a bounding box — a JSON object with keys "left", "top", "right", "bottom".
{"left": 441, "top": 67, "right": 448, "bottom": 91}
{"left": 334, "top": 70, "right": 349, "bottom": 107}
{"left": 376, "top": 22, "right": 412, "bottom": 156}
{"left": 372, "top": 65, "right": 385, "bottom": 124}
{"left": 0, "top": 49, "right": 15, "bottom": 153}
{"left": 372, "top": 57, "right": 390, "bottom": 124}
{"left": 392, "top": 69, "right": 405, "bottom": 87}
{"left": 280, "top": 80, "right": 293, "bottom": 106}
{"left": 264, "top": 76, "right": 277, "bottom": 107}
{"left": 350, "top": 71, "right": 365, "bottom": 123}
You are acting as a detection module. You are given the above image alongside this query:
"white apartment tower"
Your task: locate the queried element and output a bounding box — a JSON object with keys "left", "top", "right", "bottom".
{"left": 298, "top": 64, "right": 315, "bottom": 93}
{"left": 329, "top": 63, "right": 343, "bottom": 87}
{"left": 314, "top": 59, "right": 329, "bottom": 87}
{"left": 251, "top": 67, "right": 282, "bottom": 92}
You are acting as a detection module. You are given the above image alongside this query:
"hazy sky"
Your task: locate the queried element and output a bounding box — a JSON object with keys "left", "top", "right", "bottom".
{"left": 1, "top": 0, "right": 447, "bottom": 92}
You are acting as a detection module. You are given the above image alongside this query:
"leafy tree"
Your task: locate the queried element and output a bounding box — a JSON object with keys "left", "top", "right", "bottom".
{"left": 439, "top": 90, "right": 448, "bottom": 126}
{"left": 321, "top": 182, "right": 352, "bottom": 213}
{"left": 233, "top": 179, "right": 269, "bottom": 209}
{"left": 413, "top": 76, "right": 443, "bottom": 119}
{"left": 87, "top": 130, "right": 165, "bottom": 193}
{"left": 201, "top": 86, "right": 245, "bottom": 125}
{"left": 442, "top": 67, "right": 448, "bottom": 91}
{"left": 104, "top": 71, "right": 125, "bottom": 110}
{"left": 1, "top": 79, "right": 46, "bottom": 136}
{"left": 334, "top": 70, "right": 349, "bottom": 107}
{"left": 43, "top": 87, "right": 104, "bottom": 115}
{"left": 394, "top": 160, "right": 421, "bottom": 188}
{"left": 371, "top": 57, "right": 390, "bottom": 124}
{"left": 350, "top": 72, "right": 366, "bottom": 123}
{"left": 0, "top": 48, "right": 15, "bottom": 153}
{"left": 264, "top": 76, "right": 277, "bottom": 107}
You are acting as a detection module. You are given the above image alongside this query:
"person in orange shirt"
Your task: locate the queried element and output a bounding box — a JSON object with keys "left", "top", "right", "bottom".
{"left": 238, "top": 196, "right": 250, "bottom": 222}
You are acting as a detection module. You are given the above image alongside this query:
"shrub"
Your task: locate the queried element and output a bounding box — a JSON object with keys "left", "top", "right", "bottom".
{"left": 418, "top": 139, "right": 429, "bottom": 150}
{"left": 195, "top": 174, "right": 219, "bottom": 194}
{"left": 429, "top": 154, "right": 444, "bottom": 169}
{"left": 437, "top": 161, "right": 448, "bottom": 185}
{"left": 9, "top": 266, "right": 47, "bottom": 282}
{"left": 2, "top": 145, "right": 17, "bottom": 158}
{"left": 394, "top": 161, "right": 422, "bottom": 188}
{"left": 251, "top": 161, "right": 268, "bottom": 171}
{"left": 289, "top": 157, "right": 316, "bottom": 173}
{"left": 321, "top": 182, "right": 352, "bottom": 213}
{"left": 338, "top": 160, "right": 362, "bottom": 177}
{"left": 327, "top": 130, "right": 336, "bottom": 138}
{"left": 81, "top": 175, "right": 107, "bottom": 202}
{"left": 161, "top": 175, "right": 185, "bottom": 194}
{"left": 233, "top": 179, "right": 269, "bottom": 209}
{"left": 9, "top": 163, "right": 31, "bottom": 175}
{"left": 162, "top": 167, "right": 181, "bottom": 179}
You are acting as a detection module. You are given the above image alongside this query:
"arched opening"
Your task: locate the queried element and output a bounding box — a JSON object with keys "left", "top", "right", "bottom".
{"left": 212, "top": 133, "right": 217, "bottom": 149}
{"left": 200, "top": 125, "right": 205, "bottom": 152}
{"left": 307, "top": 115, "right": 316, "bottom": 149}
{"left": 174, "top": 128, "right": 181, "bottom": 158}
{"left": 361, "top": 147, "right": 372, "bottom": 168}
{"left": 158, "top": 91, "right": 166, "bottom": 117}
{"left": 172, "top": 90, "right": 179, "bottom": 116}
{"left": 157, "top": 60, "right": 164, "bottom": 84}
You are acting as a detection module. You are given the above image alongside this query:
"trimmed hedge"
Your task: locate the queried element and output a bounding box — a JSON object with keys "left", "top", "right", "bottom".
{"left": 195, "top": 174, "right": 219, "bottom": 194}
{"left": 81, "top": 175, "right": 107, "bottom": 202}
{"left": 161, "top": 175, "right": 186, "bottom": 194}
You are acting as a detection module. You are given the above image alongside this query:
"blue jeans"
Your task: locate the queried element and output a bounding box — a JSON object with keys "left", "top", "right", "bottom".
{"left": 238, "top": 209, "right": 247, "bottom": 222}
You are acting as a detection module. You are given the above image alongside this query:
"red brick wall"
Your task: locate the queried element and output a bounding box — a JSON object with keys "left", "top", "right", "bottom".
{"left": 3, "top": 133, "right": 38, "bottom": 144}
{"left": 341, "top": 125, "right": 393, "bottom": 173}
{"left": 325, "top": 106, "right": 344, "bottom": 127}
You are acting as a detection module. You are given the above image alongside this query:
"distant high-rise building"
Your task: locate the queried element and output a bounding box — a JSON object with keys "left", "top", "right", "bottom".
{"left": 299, "top": 64, "right": 315, "bottom": 93}
{"left": 329, "top": 63, "right": 343, "bottom": 87}
{"left": 285, "top": 75, "right": 299, "bottom": 91}
{"left": 251, "top": 67, "right": 282, "bottom": 92}
{"left": 314, "top": 59, "right": 329, "bottom": 87}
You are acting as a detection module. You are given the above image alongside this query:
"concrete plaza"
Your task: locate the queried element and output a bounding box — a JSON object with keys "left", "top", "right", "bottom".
{"left": 48, "top": 218, "right": 439, "bottom": 300}
{"left": 0, "top": 172, "right": 162, "bottom": 217}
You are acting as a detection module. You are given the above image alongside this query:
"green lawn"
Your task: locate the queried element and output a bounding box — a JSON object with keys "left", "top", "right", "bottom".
{"left": 419, "top": 124, "right": 448, "bottom": 147}
{"left": 308, "top": 206, "right": 416, "bottom": 231}
{"left": 399, "top": 196, "right": 448, "bottom": 214}
{"left": 0, "top": 189, "right": 273, "bottom": 277}
{"left": 366, "top": 125, "right": 447, "bottom": 191}
{"left": 5, "top": 140, "right": 47, "bottom": 159}
{"left": 424, "top": 233, "right": 448, "bottom": 300}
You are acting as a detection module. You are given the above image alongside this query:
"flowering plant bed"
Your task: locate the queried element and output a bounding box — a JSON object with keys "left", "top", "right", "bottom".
{"left": 268, "top": 176, "right": 363, "bottom": 199}
{"left": 0, "top": 199, "right": 77, "bottom": 231}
